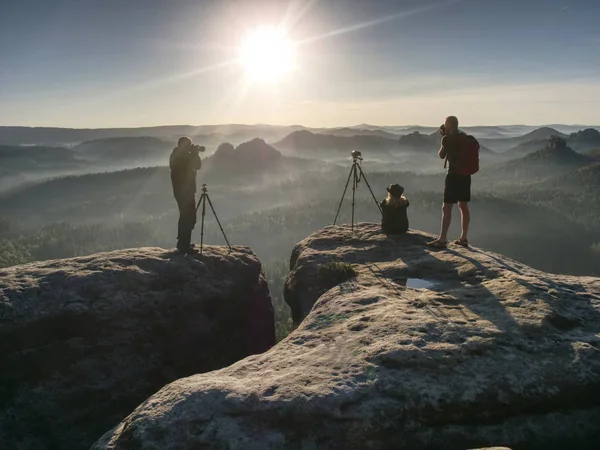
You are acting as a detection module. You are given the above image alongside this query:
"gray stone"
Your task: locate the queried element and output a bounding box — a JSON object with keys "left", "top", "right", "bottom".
{"left": 93, "top": 224, "right": 600, "bottom": 449}
{"left": 0, "top": 246, "right": 275, "bottom": 450}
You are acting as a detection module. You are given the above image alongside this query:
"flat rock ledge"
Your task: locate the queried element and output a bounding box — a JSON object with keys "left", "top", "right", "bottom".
{"left": 0, "top": 245, "right": 275, "bottom": 450}
{"left": 94, "top": 224, "right": 600, "bottom": 450}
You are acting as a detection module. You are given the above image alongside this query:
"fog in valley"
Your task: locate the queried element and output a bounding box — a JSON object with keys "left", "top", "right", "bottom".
{"left": 2, "top": 124, "right": 600, "bottom": 339}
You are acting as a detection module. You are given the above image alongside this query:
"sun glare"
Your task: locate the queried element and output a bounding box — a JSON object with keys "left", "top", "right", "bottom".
{"left": 239, "top": 27, "right": 294, "bottom": 83}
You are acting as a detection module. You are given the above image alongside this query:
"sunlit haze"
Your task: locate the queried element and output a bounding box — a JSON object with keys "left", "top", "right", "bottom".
{"left": 239, "top": 27, "right": 295, "bottom": 83}
{"left": 1, "top": 0, "right": 599, "bottom": 128}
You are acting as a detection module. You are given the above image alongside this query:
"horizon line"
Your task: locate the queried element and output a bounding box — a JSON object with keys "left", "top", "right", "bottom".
{"left": 1, "top": 122, "right": 599, "bottom": 131}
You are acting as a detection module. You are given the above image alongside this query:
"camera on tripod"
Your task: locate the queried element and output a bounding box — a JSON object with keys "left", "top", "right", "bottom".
{"left": 333, "top": 150, "right": 382, "bottom": 231}
{"left": 351, "top": 150, "right": 362, "bottom": 161}
{"left": 195, "top": 183, "right": 231, "bottom": 256}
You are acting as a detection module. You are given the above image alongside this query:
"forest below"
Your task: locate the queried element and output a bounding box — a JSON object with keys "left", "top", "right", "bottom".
{"left": 2, "top": 129, "right": 600, "bottom": 340}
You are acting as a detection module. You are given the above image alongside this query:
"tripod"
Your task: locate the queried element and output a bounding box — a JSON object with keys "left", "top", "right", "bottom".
{"left": 333, "top": 152, "right": 382, "bottom": 231}
{"left": 195, "top": 184, "right": 232, "bottom": 256}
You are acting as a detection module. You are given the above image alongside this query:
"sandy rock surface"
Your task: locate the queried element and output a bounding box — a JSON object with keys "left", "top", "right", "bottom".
{"left": 94, "top": 224, "right": 600, "bottom": 450}
{"left": 0, "top": 246, "right": 274, "bottom": 450}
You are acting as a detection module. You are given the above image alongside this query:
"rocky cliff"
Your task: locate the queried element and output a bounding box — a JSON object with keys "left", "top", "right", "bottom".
{"left": 93, "top": 224, "right": 600, "bottom": 450}
{"left": 0, "top": 246, "right": 275, "bottom": 450}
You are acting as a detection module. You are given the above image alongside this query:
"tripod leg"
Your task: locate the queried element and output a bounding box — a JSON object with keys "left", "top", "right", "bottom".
{"left": 357, "top": 164, "right": 382, "bottom": 214}
{"left": 333, "top": 163, "right": 355, "bottom": 225}
{"left": 206, "top": 194, "right": 232, "bottom": 250}
{"left": 351, "top": 164, "right": 357, "bottom": 231}
{"left": 200, "top": 194, "right": 207, "bottom": 256}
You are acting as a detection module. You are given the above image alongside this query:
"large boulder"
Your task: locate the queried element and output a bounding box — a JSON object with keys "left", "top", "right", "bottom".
{"left": 0, "top": 246, "right": 275, "bottom": 450}
{"left": 93, "top": 224, "right": 600, "bottom": 449}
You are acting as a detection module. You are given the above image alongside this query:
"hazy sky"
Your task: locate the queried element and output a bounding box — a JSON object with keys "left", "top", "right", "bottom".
{"left": 1, "top": 0, "right": 599, "bottom": 128}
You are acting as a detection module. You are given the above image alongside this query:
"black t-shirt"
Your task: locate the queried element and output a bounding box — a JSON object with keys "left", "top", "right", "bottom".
{"left": 380, "top": 199, "right": 409, "bottom": 234}
{"left": 441, "top": 131, "right": 465, "bottom": 174}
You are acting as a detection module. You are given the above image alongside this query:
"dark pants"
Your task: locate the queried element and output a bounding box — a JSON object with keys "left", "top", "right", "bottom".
{"left": 444, "top": 174, "right": 471, "bottom": 203}
{"left": 175, "top": 194, "right": 196, "bottom": 250}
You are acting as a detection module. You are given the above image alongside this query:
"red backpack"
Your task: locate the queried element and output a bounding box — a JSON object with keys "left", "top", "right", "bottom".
{"left": 453, "top": 134, "right": 480, "bottom": 175}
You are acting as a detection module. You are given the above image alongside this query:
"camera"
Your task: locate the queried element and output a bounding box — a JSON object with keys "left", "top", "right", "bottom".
{"left": 439, "top": 124, "right": 446, "bottom": 135}
{"left": 191, "top": 144, "right": 205, "bottom": 153}
{"left": 351, "top": 150, "right": 362, "bottom": 160}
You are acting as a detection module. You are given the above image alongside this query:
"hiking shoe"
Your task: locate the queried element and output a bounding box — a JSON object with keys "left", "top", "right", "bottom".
{"left": 178, "top": 246, "right": 199, "bottom": 254}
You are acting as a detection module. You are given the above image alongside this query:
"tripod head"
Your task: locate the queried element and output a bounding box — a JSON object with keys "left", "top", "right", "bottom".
{"left": 351, "top": 150, "right": 363, "bottom": 162}
{"left": 201, "top": 183, "right": 208, "bottom": 194}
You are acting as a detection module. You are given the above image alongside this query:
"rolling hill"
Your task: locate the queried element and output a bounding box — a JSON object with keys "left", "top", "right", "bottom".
{"left": 568, "top": 128, "right": 600, "bottom": 152}
{"left": 584, "top": 148, "right": 600, "bottom": 159}
{"left": 503, "top": 128, "right": 600, "bottom": 157}
{"left": 204, "top": 138, "right": 283, "bottom": 175}
{"left": 483, "top": 138, "right": 594, "bottom": 185}
{"left": 73, "top": 137, "right": 172, "bottom": 164}
{"left": 0, "top": 138, "right": 329, "bottom": 223}
{"left": 509, "top": 162, "right": 600, "bottom": 228}
{"left": 537, "top": 161, "right": 600, "bottom": 191}
{"left": 0, "top": 144, "right": 88, "bottom": 191}
{"left": 315, "top": 127, "right": 401, "bottom": 139}
{"left": 504, "top": 139, "right": 549, "bottom": 156}
{"left": 0, "top": 145, "right": 80, "bottom": 170}
{"left": 397, "top": 131, "right": 496, "bottom": 156}
{"left": 0, "top": 124, "right": 307, "bottom": 146}
{"left": 272, "top": 130, "right": 397, "bottom": 157}
{"left": 397, "top": 131, "right": 439, "bottom": 152}
{"left": 480, "top": 127, "right": 567, "bottom": 152}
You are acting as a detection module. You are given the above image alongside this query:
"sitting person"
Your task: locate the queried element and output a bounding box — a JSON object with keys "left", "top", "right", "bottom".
{"left": 380, "top": 184, "right": 409, "bottom": 234}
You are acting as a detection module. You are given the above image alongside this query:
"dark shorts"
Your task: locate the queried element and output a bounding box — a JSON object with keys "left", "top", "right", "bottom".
{"left": 444, "top": 173, "right": 471, "bottom": 203}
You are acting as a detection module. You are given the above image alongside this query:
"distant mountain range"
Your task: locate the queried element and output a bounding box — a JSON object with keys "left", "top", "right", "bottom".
{"left": 2, "top": 124, "right": 598, "bottom": 146}
{"left": 205, "top": 138, "right": 282, "bottom": 174}
{"left": 74, "top": 137, "right": 172, "bottom": 163}
{"left": 486, "top": 137, "right": 594, "bottom": 183}
{"left": 480, "top": 127, "right": 569, "bottom": 152}
{"left": 502, "top": 128, "right": 600, "bottom": 156}
{"left": 396, "top": 131, "right": 496, "bottom": 155}
{"left": 272, "top": 130, "right": 398, "bottom": 156}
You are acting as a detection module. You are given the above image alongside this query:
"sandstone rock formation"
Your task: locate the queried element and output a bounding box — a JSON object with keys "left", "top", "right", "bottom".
{"left": 0, "top": 246, "right": 275, "bottom": 450}
{"left": 93, "top": 224, "right": 600, "bottom": 450}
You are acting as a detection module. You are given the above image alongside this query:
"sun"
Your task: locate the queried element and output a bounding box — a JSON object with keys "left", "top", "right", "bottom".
{"left": 238, "top": 27, "right": 294, "bottom": 83}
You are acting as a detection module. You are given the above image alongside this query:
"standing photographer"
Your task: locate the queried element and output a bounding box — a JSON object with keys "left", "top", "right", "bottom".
{"left": 428, "top": 115, "right": 474, "bottom": 249}
{"left": 170, "top": 136, "right": 204, "bottom": 253}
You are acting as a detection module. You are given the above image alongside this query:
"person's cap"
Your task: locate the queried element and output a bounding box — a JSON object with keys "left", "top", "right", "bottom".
{"left": 387, "top": 184, "right": 404, "bottom": 196}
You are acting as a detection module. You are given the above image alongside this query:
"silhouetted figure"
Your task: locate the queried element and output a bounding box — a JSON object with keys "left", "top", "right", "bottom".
{"left": 170, "top": 137, "right": 203, "bottom": 253}
{"left": 380, "top": 184, "right": 409, "bottom": 234}
{"left": 428, "top": 115, "right": 477, "bottom": 249}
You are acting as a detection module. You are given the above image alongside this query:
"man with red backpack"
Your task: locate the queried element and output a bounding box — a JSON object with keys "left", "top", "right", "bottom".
{"left": 427, "top": 115, "right": 479, "bottom": 249}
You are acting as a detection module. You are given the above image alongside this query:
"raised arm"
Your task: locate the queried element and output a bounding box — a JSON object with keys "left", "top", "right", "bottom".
{"left": 191, "top": 153, "right": 202, "bottom": 171}
{"left": 438, "top": 135, "right": 448, "bottom": 160}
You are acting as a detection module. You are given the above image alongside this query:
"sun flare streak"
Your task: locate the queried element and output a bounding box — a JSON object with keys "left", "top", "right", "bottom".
{"left": 297, "top": 0, "right": 462, "bottom": 46}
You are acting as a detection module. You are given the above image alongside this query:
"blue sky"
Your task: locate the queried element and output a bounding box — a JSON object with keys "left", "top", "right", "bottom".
{"left": 1, "top": 0, "right": 599, "bottom": 127}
